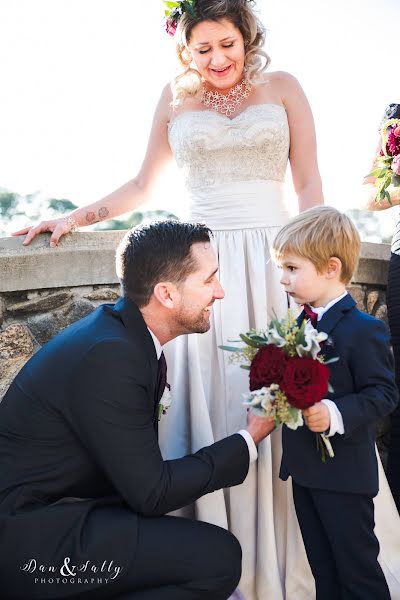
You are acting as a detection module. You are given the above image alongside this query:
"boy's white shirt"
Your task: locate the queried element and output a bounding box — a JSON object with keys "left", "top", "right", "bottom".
{"left": 309, "top": 290, "right": 348, "bottom": 437}
{"left": 147, "top": 327, "right": 258, "bottom": 462}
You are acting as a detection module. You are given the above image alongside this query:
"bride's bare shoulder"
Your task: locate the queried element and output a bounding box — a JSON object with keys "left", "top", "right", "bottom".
{"left": 160, "top": 82, "right": 174, "bottom": 105}
{"left": 256, "top": 72, "right": 304, "bottom": 104}
{"left": 151, "top": 82, "right": 174, "bottom": 121}
{"left": 259, "top": 71, "right": 301, "bottom": 89}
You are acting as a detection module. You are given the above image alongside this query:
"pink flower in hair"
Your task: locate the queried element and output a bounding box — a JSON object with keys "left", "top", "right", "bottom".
{"left": 165, "top": 17, "right": 177, "bottom": 36}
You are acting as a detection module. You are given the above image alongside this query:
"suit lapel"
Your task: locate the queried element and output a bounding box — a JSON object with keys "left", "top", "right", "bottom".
{"left": 112, "top": 297, "right": 159, "bottom": 418}
{"left": 316, "top": 293, "right": 356, "bottom": 335}
{"left": 296, "top": 294, "right": 356, "bottom": 334}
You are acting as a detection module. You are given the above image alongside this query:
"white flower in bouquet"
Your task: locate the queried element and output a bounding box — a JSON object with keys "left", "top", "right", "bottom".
{"left": 296, "top": 321, "right": 328, "bottom": 360}
{"left": 285, "top": 407, "right": 304, "bottom": 430}
{"left": 243, "top": 388, "right": 275, "bottom": 417}
{"left": 266, "top": 327, "right": 286, "bottom": 347}
{"left": 243, "top": 384, "right": 304, "bottom": 431}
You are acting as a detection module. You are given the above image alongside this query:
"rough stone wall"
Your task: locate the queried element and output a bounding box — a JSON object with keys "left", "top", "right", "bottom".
{"left": 347, "top": 285, "right": 390, "bottom": 467}
{"left": 0, "top": 285, "right": 121, "bottom": 399}
{"left": 0, "top": 233, "right": 394, "bottom": 466}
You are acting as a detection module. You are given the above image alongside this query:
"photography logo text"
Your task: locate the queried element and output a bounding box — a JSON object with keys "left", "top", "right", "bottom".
{"left": 21, "top": 557, "right": 122, "bottom": 585}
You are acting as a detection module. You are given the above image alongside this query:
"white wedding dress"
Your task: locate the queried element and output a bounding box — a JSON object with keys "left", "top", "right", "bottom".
{"left": 160, "top": 103, "right": 400, "bottom": 599}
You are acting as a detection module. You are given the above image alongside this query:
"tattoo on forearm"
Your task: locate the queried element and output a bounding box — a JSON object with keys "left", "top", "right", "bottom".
{"left": 84, "top": 207, "right": 109, "bottom": 224}
{"left": 98, "top": 207, "right": 109, "bottom": 220}
{"left": 86, "top": 211, "right": 97, "bottom": 224}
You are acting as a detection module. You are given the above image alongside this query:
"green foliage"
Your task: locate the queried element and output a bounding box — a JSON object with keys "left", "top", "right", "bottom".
{"left": 0, "top": 191, "right": 19, "bottom": 217}
{"left": 48, "top": 199, "right": 78, "bottom": 213}
{"left": 164, "top": 0, "right": 196, "bottom": 19}
{"left": 94, "top": 209, "right": 179, "bottom": 231}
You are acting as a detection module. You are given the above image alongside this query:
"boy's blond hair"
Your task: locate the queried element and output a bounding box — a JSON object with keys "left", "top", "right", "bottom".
{"left": 272, "top": 206, "right": 361, "bottom": 284}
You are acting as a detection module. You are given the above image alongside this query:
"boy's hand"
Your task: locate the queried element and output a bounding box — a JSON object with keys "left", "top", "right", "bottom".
{"left": 303, "top": 403, "right": 330, "bottom": 433}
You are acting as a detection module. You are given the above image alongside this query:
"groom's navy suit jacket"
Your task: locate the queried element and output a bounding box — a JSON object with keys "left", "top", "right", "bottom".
{"left": 280, "top": 293, "right": 398, "bottom": 496}
{"left": 0, "top": 298, "right": 249, "bottom": 598}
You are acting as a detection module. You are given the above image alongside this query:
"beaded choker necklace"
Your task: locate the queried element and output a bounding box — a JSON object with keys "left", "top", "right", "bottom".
{"left": 201, "top": 78, "right": 252, "bottom": 117}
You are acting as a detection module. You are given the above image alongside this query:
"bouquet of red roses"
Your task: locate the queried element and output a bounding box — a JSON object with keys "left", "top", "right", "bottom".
{"left": 221, "top": 310, "right": 336, "bottom": 461}
{"left": 367, "top": 118, "right": 400, "bottom": 204}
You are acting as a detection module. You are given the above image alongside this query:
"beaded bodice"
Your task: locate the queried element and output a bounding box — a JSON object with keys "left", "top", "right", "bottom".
{"left": 167, "top": 104, "right": 289, "bottom": 192}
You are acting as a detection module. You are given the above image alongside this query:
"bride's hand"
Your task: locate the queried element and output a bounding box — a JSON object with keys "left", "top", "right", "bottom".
{"left": 12, "top": 216, "right": 76, "bottom": 247}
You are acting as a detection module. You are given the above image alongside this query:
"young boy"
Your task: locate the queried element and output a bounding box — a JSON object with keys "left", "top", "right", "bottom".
{"left": 272, "top": 206, "right": 398, "bottom": 600}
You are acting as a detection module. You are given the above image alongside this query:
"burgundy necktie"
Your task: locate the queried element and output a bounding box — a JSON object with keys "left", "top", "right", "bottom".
{"left": 303, "top": 304, "right": 318, "bottom": 328}
{"left": 156, "top": 352, "right": 167, "bottom": 403}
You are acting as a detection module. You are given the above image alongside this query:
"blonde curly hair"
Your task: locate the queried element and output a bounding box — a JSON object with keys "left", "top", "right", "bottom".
{"left": 171, "top": 0, "right": 270, "bottom": 107}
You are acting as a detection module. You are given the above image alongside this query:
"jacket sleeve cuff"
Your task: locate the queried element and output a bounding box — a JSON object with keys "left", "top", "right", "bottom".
{"left": 237, "top": 429, "right": 258, "bottom": 463}
{"left": 321, "top": 399, "right": 344, "bottom": 437}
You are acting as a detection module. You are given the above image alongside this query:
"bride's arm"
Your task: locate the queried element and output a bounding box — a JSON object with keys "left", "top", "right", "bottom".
{"left": 278, "top": 72, "right": 324, "bottom": 212}
{"left": 13, "top": 85, "right": 174, "bottom": 246}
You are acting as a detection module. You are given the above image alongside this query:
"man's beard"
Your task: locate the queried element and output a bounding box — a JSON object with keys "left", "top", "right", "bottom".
{"left": 175, "top": 307, "right": 211, "bottom": 334}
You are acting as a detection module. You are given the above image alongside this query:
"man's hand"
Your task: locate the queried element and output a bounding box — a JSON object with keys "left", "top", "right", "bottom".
{"left": 303, "top": 403, "right": 330, "bottom": 433}
{"left": 246, "top": 410, "right": 276, "bottom": 445}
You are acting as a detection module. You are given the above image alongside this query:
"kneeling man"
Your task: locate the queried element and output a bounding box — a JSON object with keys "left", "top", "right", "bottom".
{"left": 0, "top": 221, "right": 274, "bottom": 599}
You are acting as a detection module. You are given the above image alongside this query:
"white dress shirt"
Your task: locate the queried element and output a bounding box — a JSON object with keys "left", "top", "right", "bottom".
{"left": 147, "top": 327, "right": 258, "bottom": 463}
{"left": 308, "top": 291, "right": 347, "bottom": 437}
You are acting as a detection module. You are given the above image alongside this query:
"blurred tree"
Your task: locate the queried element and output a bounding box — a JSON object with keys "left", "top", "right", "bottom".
{"left": 0, "top": 188, "right": 178, "bottom": 236}
{"left": 0, "top": 189, "right": 79, "bottom": 236}
{"left": 95, "top": 209, "right": 179, "bottom": 231}
{"left": 346, "top": 209, "right": 392, "bottom": 244}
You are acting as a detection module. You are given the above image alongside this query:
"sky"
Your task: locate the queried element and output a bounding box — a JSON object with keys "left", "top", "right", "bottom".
{"left": 1, "top": 0, "right": 399, "bottom": 237}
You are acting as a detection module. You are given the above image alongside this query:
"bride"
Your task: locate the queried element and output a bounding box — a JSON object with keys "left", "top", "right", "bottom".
{"left": 13, "top": 1, "right": 400, "bottom": 598}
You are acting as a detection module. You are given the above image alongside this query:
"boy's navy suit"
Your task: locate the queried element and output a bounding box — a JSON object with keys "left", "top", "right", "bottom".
{"left": 280, "top": 293, "right": 398, "bottom": 599}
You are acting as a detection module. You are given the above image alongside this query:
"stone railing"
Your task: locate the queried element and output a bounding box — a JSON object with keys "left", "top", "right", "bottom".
{"left": 0, "top": 233, "right": 393, "bottom": 463}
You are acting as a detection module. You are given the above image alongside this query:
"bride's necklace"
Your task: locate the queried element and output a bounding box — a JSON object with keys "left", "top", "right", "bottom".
{"left": 201, "top": 78, "right": 252, "bottom": 117}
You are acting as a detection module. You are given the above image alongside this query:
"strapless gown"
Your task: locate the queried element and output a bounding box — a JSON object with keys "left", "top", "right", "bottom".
{"left": 160, "top": 104, "right": 400, "bottom": 599}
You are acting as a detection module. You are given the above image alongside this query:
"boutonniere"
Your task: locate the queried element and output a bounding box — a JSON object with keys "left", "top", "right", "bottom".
{"left": 158, "top": 383, "right": 172, "bottom": 421}
{"left": 323, "top": 335, "right": 335, "bottom": 349}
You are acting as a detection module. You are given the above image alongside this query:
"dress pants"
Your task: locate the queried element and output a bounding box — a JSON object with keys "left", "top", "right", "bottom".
{"left": 292, "top": 481, "right": 390, "bottom": 600}
{"left": 63, "top": 515, "right": 241, "bottom": 600}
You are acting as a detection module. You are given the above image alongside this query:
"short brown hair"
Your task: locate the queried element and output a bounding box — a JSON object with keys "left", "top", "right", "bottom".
{"left": 116, "top": 220, "right": 212, "bottom": 307}
{"left": 272, "top": 206, "right": 361, "bottom": 284}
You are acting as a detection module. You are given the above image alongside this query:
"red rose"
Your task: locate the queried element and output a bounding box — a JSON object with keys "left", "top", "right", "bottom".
{"left": 249, "top": 345, "right": 287, "bottom": 391}
{"left": 281, "top": 357, "right": 329, "bottom": 409}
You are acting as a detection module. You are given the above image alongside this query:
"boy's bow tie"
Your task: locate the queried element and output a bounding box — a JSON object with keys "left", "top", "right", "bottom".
{"left": 303, "top": 304, "right": 318, "bottom": 327}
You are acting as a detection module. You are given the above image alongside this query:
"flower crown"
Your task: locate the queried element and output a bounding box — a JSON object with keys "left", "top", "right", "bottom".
{"left": 164, "top": 0, "right": 197, "bottom": 36}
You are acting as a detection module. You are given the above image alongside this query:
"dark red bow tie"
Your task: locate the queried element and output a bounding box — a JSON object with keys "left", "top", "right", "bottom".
{"left": 303, "top": 304, "right": 318, "bottom": 328}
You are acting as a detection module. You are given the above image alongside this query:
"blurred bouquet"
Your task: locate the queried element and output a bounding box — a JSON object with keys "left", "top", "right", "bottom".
{"left": 368, "top": 118, "right": 400, "bottom": 204}
{"left": 221, "top": 310, "right": 336, "bottom": 461}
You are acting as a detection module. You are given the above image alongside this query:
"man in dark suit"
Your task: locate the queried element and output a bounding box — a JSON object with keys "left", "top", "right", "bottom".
{"left": 0, "top": 221, "right": 275, "bottom": 600}
{"left": 273, "top": 206, "right": 399, "bottom": 600}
